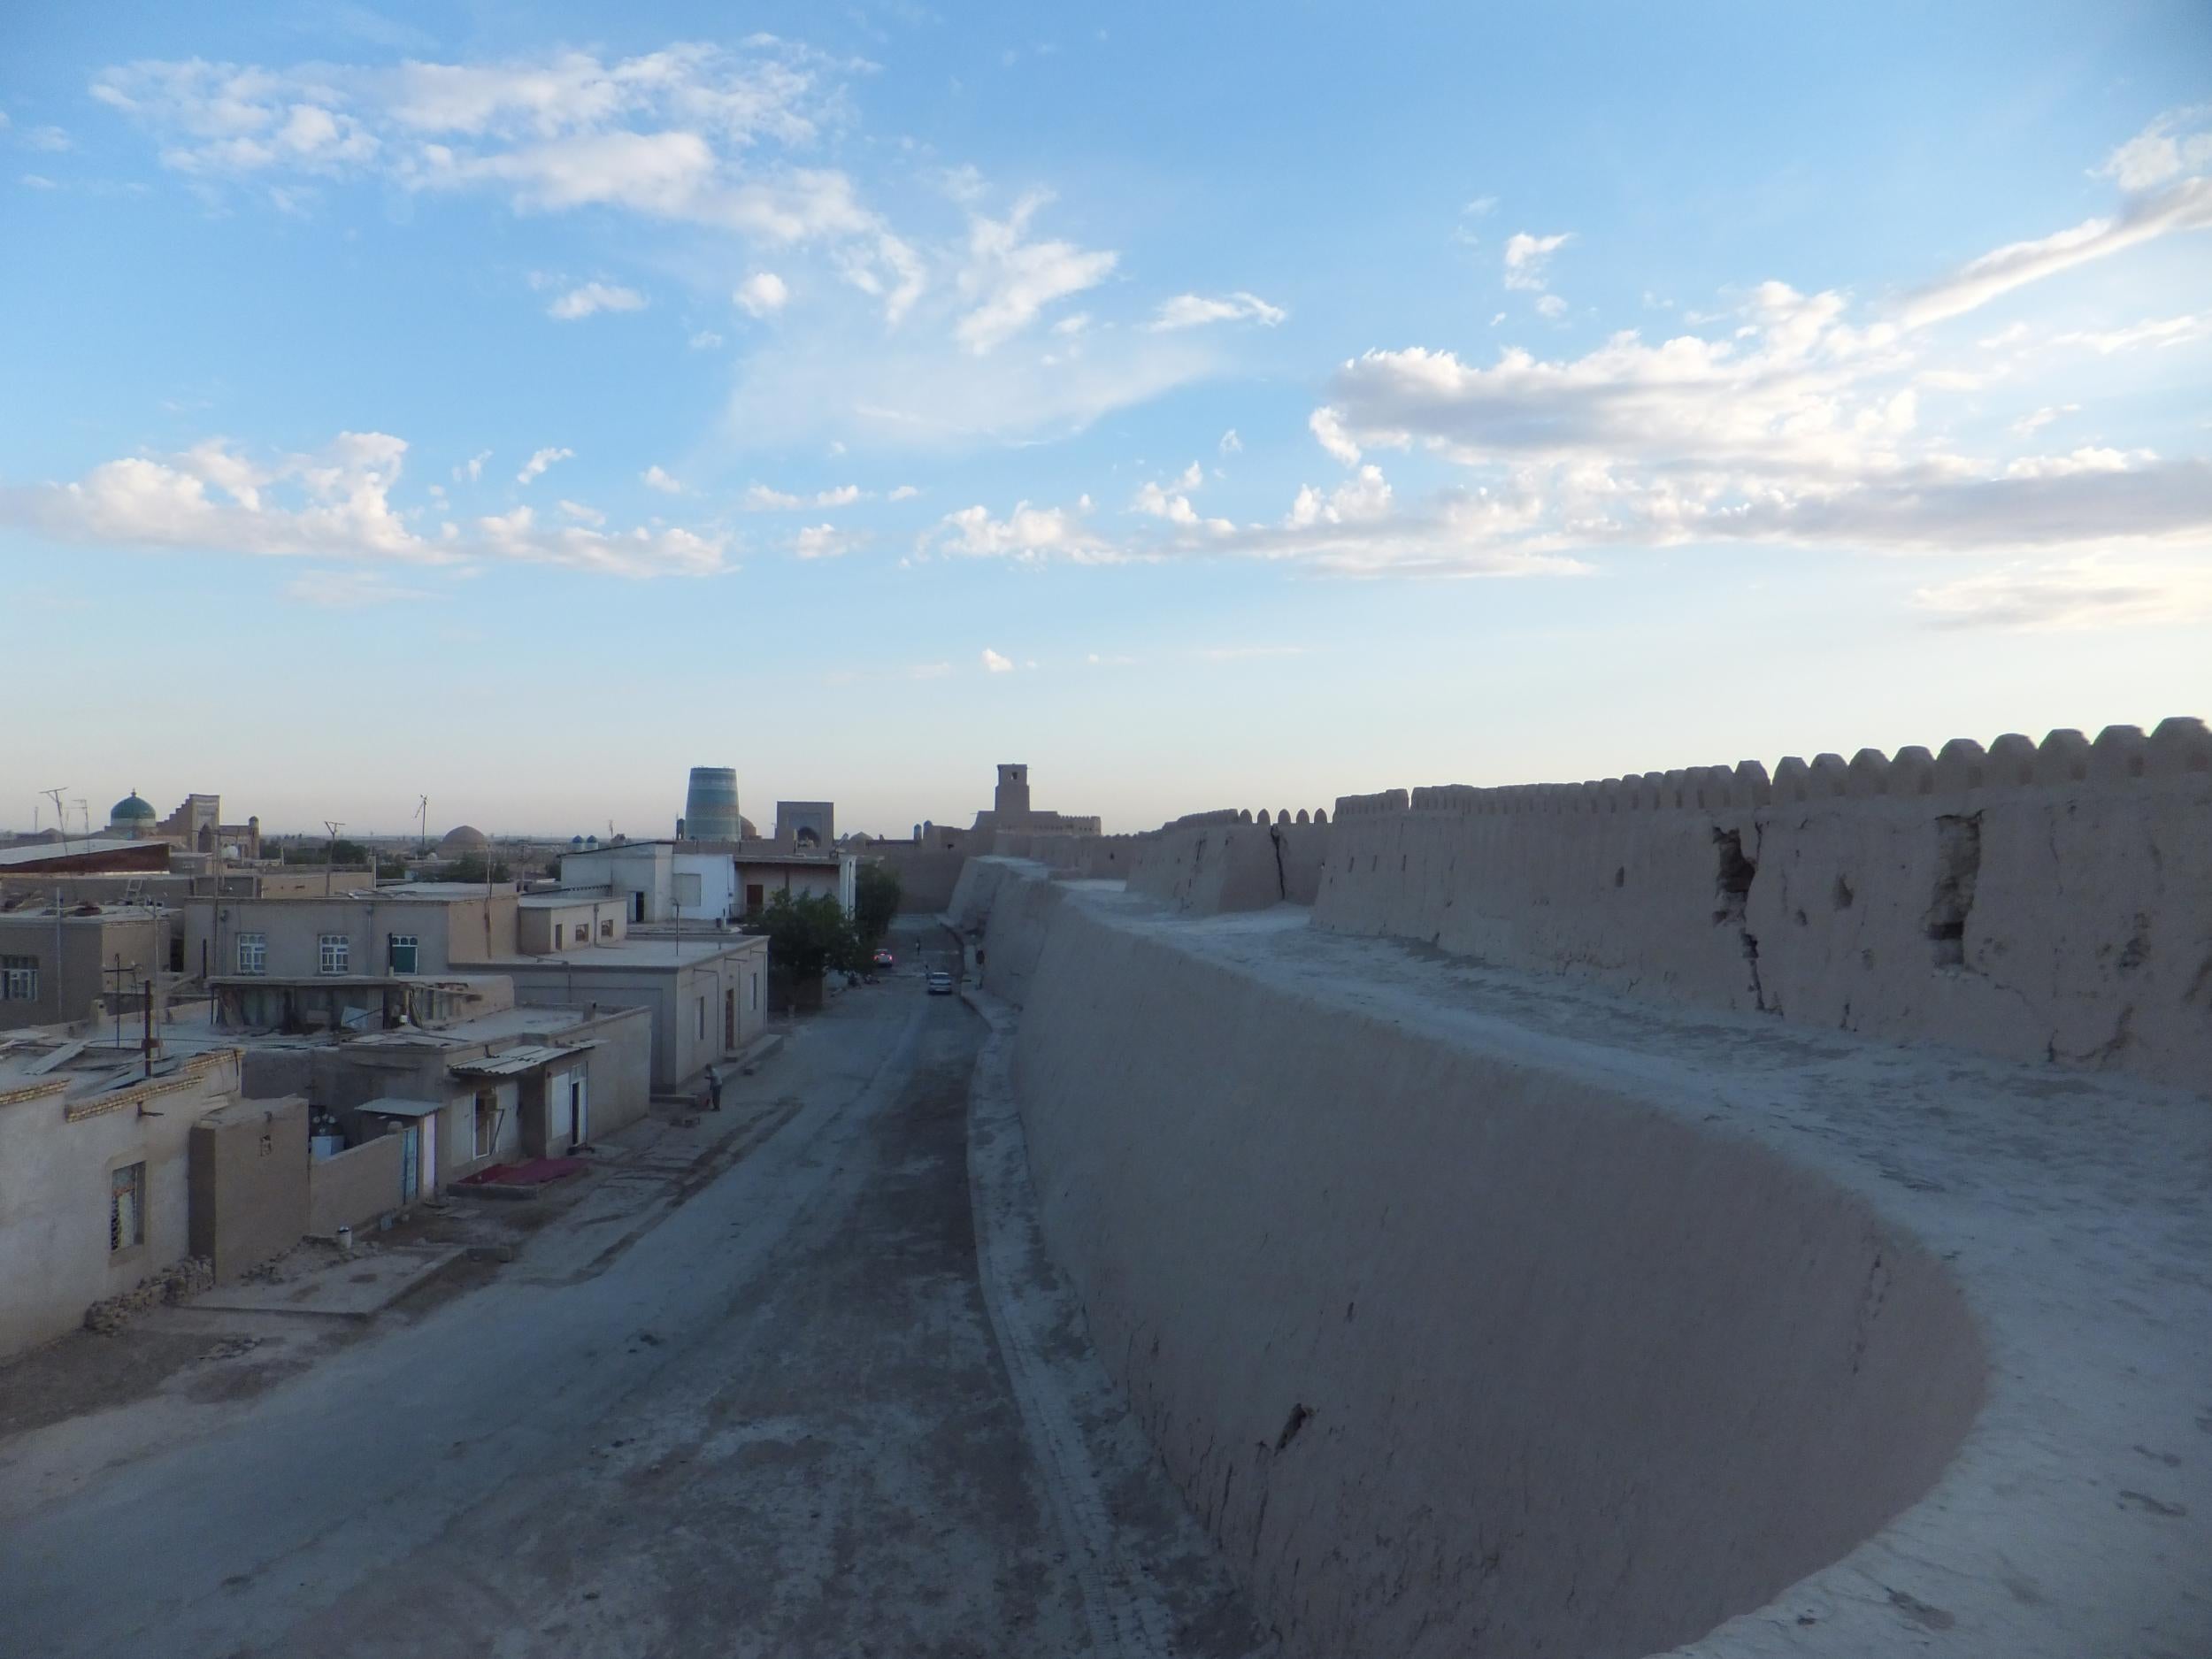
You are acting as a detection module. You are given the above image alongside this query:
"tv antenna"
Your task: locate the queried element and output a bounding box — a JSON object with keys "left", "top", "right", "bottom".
{"left": 415, "top": 795, "right": 429, "bottom": 853}
{"left": 323, "top": 819, "right": 345, "bottom": 897}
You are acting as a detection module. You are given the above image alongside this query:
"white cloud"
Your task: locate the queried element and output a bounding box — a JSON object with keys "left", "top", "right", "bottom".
{"left": 557, "top": 498, "right": 606, "bottom": 525}
{"left": 472, "top": 504, "right": 729, "bottom": 576}
{"left": 548, "top": 280, "right": 645, "bottom": 319}
{"left": 744, "top": 480, "right": 863, "bottom": 510}
{"left": 1050, "top": 311, "right": 1092, "bottom": 336}
{"left": 1314, "top": 265, "right": 2212, "bottom": 568}
{"left": 283, "top": 569, "right": 430, "bottom": 608}
{"left": 1464, "top": 195, "right": 1498, "bottom": 217}
{"left": 641, "top": 465, "right": 682, "bottom": 494}
{"left": 1145, "top": 290, "right": 1286, "bottom": 332}
{"left": 954, "top": 189, "right": 1117, "bottom": 353}
{"left": 791, "top": 522, "right": 864, "bottom": 559}
{"left": 455, "top": 449, "right": 489, "bottom": 482}
{"left": 1502, "top": 231, "right": 1571, "bottom": 291}
{"left": 734, "top": 270, "right": 789, "bottom": 317}
{"left": 2050, "top": 312, "right": 2210, "bottom": 355}
{"left": 687, "top": 329, "right": 725, "bottom": 349}
{"left": 980, "top": 647, "right": 1014, "bottom": 672}
{"left": 517, "top": 445, "right": 572, "bottom": 484}
{"left": 1219, "top": 428, "right": 1241, "bottom": 455}
{"left": 911, "top": 661, "right": 953, "bottom": 680}
{"left": 20, "top": 173, "right": 57, "bottom": 189}
{"left": 2011, "top": 404, "right": 2077, "bottom": 436}
{"left": 1901, "top": 177, "right": 2212, "bottom": 327}
{"left": 2097, "top": 106, "right": 2212, "bottom": 193}
{"left": 88, "top": 45, "right": 926, "bottom": 322}
{"left": 25, "top": 125, "right": 73, "bottom": 152}
{"left": 887, "top": 484, "right": 920, "bottom": 500}
{"left": 932, "top": 500, "right": 1112, "bottom": 562}
{"left": 0, "top": 432, "right": 732, "bottom": 579}
{"left": 1535, "top": 294, "right": 1568, "bottom": 319}
{"left": 1913, "top": 556, "right": 2212, "bottom": 631}
{"left": 1133, "top": 460, "right": 1231, "bottom": 533}
{"left": 1309, "top": 406, "right": 1362, "bottom": 466}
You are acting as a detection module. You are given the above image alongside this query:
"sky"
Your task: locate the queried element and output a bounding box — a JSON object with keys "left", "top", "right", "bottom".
{"left": 2, "top": 2, "right": 2208, "bottom": 838}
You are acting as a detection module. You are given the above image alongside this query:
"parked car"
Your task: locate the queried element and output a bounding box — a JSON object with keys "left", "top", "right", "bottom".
{"left": 926, "top": 971, "right": 955, "bottom": 995}
{"left": 872, "top": 948, "right": 895, "bottom": 968}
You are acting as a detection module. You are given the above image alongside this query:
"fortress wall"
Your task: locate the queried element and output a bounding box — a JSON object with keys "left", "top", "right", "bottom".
{"left": 1122, "top": 809, "right": 1335, "bottom": 913}
{"left": 1313, "top": 720, "right": 2212, "bottom": 1093}
{"left": 993, "top": 872, "right": 1986, "bottom": 1659}
{"left": 867, "top": 841, "right": 973, "bottom": 913}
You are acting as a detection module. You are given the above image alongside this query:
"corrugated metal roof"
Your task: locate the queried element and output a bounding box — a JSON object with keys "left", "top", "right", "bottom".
{"left": 447, "top": 1042, "right": 593, "bottom": 1077}
{"left": 356, "top": 1095, "right": 444, "bottom": 1118}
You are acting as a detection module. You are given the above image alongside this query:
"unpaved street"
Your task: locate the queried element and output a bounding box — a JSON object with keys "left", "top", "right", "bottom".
{"left": 0, "top": 922, "right": 1259, "bottom": 1658}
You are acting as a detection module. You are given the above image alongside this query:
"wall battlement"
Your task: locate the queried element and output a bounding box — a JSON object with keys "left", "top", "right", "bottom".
{"left": 1313, "top": 718, "right": 2210, "bottom": 1094}
{"left": 1340, "top": 718, "right": 2208, "bottom": 820}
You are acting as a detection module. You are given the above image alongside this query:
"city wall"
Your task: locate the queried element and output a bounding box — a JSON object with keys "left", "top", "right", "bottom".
{"left": 1011, "top": 911, "right": 1977, "bottom": 1658}
{"left": 956, "top": 855, "right": 2209, "bottom": 1657}
{"left": 1313, "top": 719, "right": 2211, "bottom": 1092}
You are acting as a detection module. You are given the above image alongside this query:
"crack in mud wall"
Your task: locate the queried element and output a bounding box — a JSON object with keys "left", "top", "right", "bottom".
{"left": 1314, "top": 723, "right": 2212, "bottom": 1094}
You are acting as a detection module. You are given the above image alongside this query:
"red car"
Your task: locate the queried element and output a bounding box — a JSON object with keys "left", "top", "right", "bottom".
{"left": 872, "top": 948, "right": 895, "bottom": 968}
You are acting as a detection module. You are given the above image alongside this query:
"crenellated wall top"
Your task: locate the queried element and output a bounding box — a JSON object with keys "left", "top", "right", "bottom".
{"left": 1329, "top": 718, "right": 2207, "bottom": 818}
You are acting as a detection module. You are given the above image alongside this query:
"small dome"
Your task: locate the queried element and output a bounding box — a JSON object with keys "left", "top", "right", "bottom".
{"left": 569, "top": 835, "right": 586, "bottom": 849}
{"left": 111, "top": 792, "right": 156, "bottom": 822}
{"left": 438, "top": 824, "right": 489, "bottom": 854}
{"left": 740, "top": 815, "right": 758, "bottom": 839}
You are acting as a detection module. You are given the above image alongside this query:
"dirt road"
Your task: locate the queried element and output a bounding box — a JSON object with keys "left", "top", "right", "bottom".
{"left": 0, "top": 922, "right": 1260, "bottom": 1658}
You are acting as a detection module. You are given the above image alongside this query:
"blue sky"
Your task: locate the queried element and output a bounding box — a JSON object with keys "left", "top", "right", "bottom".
{"left": 3, "top": 1, "right": 2208, "bottom": 837}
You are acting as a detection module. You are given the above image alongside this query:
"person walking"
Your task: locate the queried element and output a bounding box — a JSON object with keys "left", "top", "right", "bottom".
{"left": 706, "top": 1062, "right": 724, "bottom": 1113}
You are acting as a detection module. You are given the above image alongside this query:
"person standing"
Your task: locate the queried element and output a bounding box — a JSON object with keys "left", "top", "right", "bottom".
{"left": 706, "top": 1063, "right": 724, "bottom": 1113}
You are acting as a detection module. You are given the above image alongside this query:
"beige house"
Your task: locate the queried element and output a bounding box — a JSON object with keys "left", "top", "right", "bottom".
{"left": 0, "top": 905, "right": 169, "bottom": 1033}
{"left": 0, "top": 1041, "right": 249, "bottom": 1357}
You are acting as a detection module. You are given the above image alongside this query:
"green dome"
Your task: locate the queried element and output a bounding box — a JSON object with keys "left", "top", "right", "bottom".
{"left": 110, "top": 792, "right": 156, "bottom": 822}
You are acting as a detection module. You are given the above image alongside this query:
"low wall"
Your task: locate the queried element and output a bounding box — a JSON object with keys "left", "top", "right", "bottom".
{"left": 188, "top": 1096, "right": 310, "bottom": 1282}
{"left": 307, "top": 1134, "right": 404, "bottom": 1236}
{"left": 1315, "top": 719, "right": 2212, "bottom": 1093}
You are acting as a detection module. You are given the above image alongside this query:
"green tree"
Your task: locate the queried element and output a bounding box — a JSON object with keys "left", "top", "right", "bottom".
{"left": 748, "top": 890, "right": 860, "bottom": 980}
{"left": 448, "top": 854, "right": 512, "bottom": 884}
{"left": 853, "top": 859, "right": 902, "bottom": 949}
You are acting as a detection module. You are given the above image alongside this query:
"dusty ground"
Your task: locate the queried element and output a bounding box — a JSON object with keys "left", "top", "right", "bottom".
{"left": 0, "top": 920, "right": 1261, "bottom": 1658}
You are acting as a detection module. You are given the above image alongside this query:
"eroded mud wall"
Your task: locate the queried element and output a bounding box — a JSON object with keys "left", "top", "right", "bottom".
{"left": 998, "top": 880, "right": 1984, "bottom": 1659}
{"left": 1314, "top": 721, "right": 2212, "bottom": 1092}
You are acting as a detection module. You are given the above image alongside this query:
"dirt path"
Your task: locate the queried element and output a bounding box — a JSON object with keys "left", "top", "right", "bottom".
{"left": 0, "top": 924, "right": 1261, "bottom": 1657}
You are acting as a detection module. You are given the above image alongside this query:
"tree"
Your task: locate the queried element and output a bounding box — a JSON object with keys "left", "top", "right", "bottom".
{"left": 748, "top": 890, "right": 860, "bottom": 980}
{"left": 853, "top": 859, "right": 902, "bottom": 949}
{"left": 448, "top": 854, "right": 512, "bottom": 884}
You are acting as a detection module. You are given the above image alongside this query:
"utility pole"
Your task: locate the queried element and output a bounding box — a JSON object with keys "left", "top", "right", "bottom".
{"left": 324, "top": 819, "right": 344, "bottom": 898}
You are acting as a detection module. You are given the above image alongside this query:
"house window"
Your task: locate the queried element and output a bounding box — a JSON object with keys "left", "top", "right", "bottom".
{"left": 389, "top": 934, "right": 419, "bottom": 974}
{"left": 697, "top": 996, "right": 706, "bottom": 1040}
{"left": 235, "top": 933, "right": 267, "bottom": 976}
{"left": 319, "top": 933, "right": 349, "bottom": 974}
{"left": 110, "top": 1162, "right": 145, "bottom": 1251}
{"left": 599, "top": 918, "right": 613, "bottom": 939}
{"left": 552, "top": 923, "right": 565, "bottom": 949}
{"left": 1, "top": 956, "right": 37, "bottom": 1002}
{"left": 472, "top": 1088, "right": 496, "bottom": 1158}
